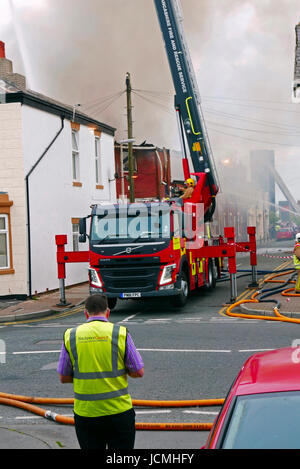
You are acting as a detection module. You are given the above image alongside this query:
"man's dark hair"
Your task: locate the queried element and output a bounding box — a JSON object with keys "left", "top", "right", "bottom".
{"left": 84, "top": 294, "right": 108, "bottom": 314}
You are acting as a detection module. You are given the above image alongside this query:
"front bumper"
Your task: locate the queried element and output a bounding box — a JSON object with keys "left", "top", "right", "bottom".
{"left": 89, "top": 284, "right": 181, "bottom": 298}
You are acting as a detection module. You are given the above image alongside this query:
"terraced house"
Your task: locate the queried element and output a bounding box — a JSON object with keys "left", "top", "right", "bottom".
{"left": 0, "top": 41, "right": 116, "bottom": 298}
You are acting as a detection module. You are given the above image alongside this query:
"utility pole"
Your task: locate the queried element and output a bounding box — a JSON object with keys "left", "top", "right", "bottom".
{"left": 126, "top": 72, "right": 135, "bottom": 202}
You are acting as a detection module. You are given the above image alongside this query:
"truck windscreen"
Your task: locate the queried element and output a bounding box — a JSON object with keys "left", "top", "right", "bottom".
{"left": 91, "top": 207, "right": 171, "bottom": 243}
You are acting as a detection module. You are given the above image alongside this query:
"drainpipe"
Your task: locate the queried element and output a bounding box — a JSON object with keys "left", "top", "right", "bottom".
{"left": 25, "top": 116, "right": 65, "bottom": 298}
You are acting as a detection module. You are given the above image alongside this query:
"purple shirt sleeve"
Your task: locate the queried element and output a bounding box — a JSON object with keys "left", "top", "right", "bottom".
{"left": 125, "top": 332, "right": 144, "bottom": 373}
{"left": 57, "top": 342, "right": 73, "bottom": 376}
{"left": 57, "top": 327, "right": 144, "bottom": 376}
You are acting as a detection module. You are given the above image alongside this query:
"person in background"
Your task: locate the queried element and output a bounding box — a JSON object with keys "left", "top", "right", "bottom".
{"left": 293, "top": 233, "right": 300, "bottom": 293}
{"left": 57, "top": 294, "right": 144, "bottom": 449}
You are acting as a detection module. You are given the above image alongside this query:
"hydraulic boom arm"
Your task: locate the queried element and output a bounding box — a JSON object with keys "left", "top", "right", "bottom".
{"left": 153, "top": 0, "right": 219, "bottom": 218}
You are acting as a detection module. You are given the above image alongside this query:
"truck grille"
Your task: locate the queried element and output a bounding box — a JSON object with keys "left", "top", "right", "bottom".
{"left": 99, "top": 257, "right": 161, "bottom": 293}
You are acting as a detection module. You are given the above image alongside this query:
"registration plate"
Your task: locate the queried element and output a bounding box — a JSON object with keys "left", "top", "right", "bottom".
{"left": 121, "top": 292, "right": 141, "bottom": 298}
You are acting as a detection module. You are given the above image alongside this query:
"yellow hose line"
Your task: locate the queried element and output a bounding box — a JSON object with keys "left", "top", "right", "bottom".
{"left": 0, "top": 392, "right": 223, "bottom": 431}
{"left": 136, "top": 422, "right": 213, "bottom": 431}
{"left": 225, "top": 270, "right": 300, "bottom": 324}
{"left": 0, "top": 392, "right": 224, "bottom": 408}
{"left": 133, "top": 398, "right": 224, "bottom": 407}
{"left": 0, "top": 396, "right": 75, "bottom": 425}
{"left": 0, "top": 392, "right": 74, "bottom": 405}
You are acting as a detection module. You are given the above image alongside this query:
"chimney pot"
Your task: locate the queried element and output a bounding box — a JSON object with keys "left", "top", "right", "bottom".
{"left": 0, "top": 41, "right": 5, "bottom": 59}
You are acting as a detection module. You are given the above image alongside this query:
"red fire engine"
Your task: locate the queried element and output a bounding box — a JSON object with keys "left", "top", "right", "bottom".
{"left": 55, "top": 0, "right": 258, "bottom": 309}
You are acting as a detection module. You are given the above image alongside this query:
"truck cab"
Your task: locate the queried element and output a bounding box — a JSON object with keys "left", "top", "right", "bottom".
{"left": 79, "top": 199, "right": 216, "bottom": 309}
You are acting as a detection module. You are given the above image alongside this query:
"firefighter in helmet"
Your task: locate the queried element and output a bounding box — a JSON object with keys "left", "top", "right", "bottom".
{"left": 294, "top": 233, "right": 300, "bottom": 293}
{"left": 180, "top": 178, "right": 195, "bottom": 200}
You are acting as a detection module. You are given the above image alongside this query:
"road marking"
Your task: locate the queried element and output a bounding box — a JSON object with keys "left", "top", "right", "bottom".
{"left": 146, "top": 318, "right": 172, "bottom": 322}
{"left": 238, "top": 348, "right": 274, "bottom": 352}
{"left": 14, "top": 416, "right": 43, "bottom": 420}
{"left": 137, "top": 348, "right": 231, "bottom": 353}
{"left": 8, "top": 348, "right": 232, "bottom": 356}
{"left": 2, "top": 410, "right": 222, "bottom": 421}
{"left": 135, "top": 410, "right": 172, "bottom": 415}
{"left": 14, "top": 414, "right": 74, "bottom": 420}
{"left": 182, "top": 410, "right": 219, "bottom": 415}
{"left": 9, "top": 347, "right": 274, "bottom": 355}
{"left": 41, "top": 362, "right": 59, "bottom": 370}
{"left": 218, "top": 287, "right": 253, "bottom": 318}
{"left": 12, "top": 350, "right": 60, "bottom": 355}
{"left": 120, "top": 313, "right": 139, "bottom": 323}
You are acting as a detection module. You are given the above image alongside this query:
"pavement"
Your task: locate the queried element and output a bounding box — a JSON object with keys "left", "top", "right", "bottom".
{"left": 0, "top": 283, "right": 89, "bottom": 323}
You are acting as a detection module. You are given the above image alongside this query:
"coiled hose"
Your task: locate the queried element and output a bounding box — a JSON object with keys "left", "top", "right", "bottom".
{"left": 225, "top": 269, "right": 300, "bottom": 324}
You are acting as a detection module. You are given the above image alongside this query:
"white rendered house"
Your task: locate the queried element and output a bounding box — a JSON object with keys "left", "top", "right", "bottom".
{"left": 0, "top": 43, "right": 116, "bottom": 298}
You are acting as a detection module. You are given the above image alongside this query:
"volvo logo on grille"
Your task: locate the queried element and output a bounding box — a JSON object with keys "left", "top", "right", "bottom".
{"left": 113, "top": 245, "right": 143, "bottom": 256}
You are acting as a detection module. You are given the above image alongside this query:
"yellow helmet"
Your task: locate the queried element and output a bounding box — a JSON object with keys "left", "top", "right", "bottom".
{"left": 186, "top": 178, "right": 195, "bottom": 187}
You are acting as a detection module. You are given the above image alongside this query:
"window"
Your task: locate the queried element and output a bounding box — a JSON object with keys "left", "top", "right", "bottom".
{"left": 72, "top": 130, "right": 80, "bottom": 181}
{"left": 95, "top": 136, "right": 101, "bottom": 184}
{"left": 0, "top": 193, "right": 14, "bottom": 274}
{"left": 0, "top": 215, "right": 9, "bottom": 269}
{"left": 71, "top": 218, "right": 80, "bottom": 251}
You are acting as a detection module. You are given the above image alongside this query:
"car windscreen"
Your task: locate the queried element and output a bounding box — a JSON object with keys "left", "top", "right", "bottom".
{"left": 221, "top": 391, "right": 300, "bottom": 449}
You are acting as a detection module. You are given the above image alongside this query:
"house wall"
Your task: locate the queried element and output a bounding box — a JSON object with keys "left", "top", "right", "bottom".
{"left": 0, "top": 103, "right": 27, "bottom": 296}
{"left": 21, "top": 105, "right": 116, "bottom": 294}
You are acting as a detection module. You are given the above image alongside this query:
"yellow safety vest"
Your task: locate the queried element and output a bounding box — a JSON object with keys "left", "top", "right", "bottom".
{"left": 64, "top": 320, "right": 132, "bottom": 417}
{"left": 294, "top": 243, "right": 300, "bottom": 270}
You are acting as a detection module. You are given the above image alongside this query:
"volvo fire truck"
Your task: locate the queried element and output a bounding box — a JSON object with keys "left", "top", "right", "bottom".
{"left": 54, "top": 0, "right": 257, "bottom": 309}
{"left": 76, "top": 0, "right": 223, "bottom": 309}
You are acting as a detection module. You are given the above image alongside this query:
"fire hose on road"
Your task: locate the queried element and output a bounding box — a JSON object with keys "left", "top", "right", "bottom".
{"left": 225, "top": 269, "right": 300, "bottom": 324}
{"left": 0, "top": 392, "right": 222, "bottom": 431}
{"left": 1, "top": 270, "right": 299, "bottom": 431}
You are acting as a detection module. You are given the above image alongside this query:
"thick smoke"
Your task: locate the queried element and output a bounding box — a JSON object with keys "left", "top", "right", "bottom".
{"left": 1, "top": 0, "right": 300, "bottom": 199}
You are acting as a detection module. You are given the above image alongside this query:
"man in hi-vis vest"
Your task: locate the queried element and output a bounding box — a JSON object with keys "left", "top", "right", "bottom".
{"left": 294, "top": 233, "right": 300, "bottom": 293}
{"left": 57, "top": 294, "right": 144, "bottom": 449}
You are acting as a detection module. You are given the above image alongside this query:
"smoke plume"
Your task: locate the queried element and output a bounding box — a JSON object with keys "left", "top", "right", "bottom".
{"left": 1, "top": 0, "right": 300, "bottom": 199}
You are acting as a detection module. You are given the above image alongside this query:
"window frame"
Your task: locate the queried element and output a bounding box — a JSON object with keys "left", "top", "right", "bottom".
{"left": 0, "top": 194, "right": 14, "bottom": 275}
{"left": 72, "top": 129, "right": 80, "bottom": 182}
{"left": 71, "top": 218, "right": 80, "bottom": 251}
{"left": 95, "top": 136, "right": 101, "bottom": 185}
{"left": 0, "top": 214, "right": 10, "bottom": 270}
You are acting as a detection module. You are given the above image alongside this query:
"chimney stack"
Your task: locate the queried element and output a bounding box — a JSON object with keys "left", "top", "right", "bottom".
{"left": 0, "top": 41, "right": 26, "bottom": 90}
{"left": 0, "top": 41, "right": 5, "bottom": 58}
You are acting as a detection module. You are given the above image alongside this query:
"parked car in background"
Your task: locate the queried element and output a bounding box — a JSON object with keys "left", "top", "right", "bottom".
{"left": 276, "top": 228, "right": 294, "bottom": 241}
{"left": 203, "top": 347, "right": 300, "bottom": 449}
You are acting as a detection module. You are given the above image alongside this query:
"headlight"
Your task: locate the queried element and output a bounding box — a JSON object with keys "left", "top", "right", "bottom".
{"left": 159, "top": 264, "right": 177, "bottom": 285}
{"left": 89, "top": 268, "right": 103, "bottom": 288}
